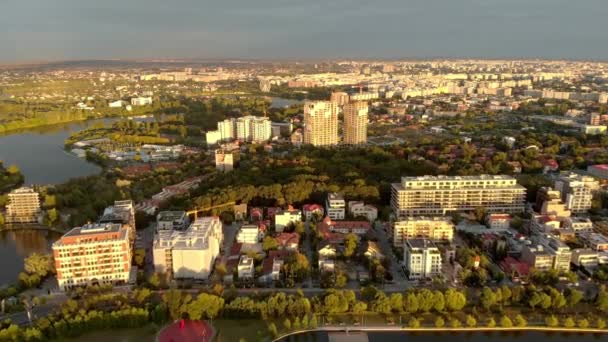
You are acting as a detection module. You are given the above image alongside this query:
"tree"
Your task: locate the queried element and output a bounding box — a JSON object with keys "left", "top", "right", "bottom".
{"left": 184, "top": 293, "right": 224, "bottom": 320}
{"left": 148, "top": 273, "right": 161, "bottom": 289}
{"left": 480, "top": 287, "right": 497, "bottom": 311}
{"left": 46, "top": 208, "right": 58, "bottom": 224}
{"left": 596, "top": 317, "right": 606, "bottom": 329}
{"left": 335, "top": 273, "right": 348, "bottom": 288}
{"left": 514, "top": 314, "right": 527, "bottom": 327}
{"left": 445, "top": 288, "right": 467, "bottom": 311}
{"left": 466, "top": 315, "right": 477, "bottom": 327}
{"left": 310, "top": 314, "right": 318, "bottom": 329}
{"left": 595, "top": 289, "right": 608, "bottom": 312}
{"left": 486, "top": 317, "right": 496, "bottom": 328}
{"left": 578, "top": 318, "right": 589, "bottom": 329}
{"left": 7, "top": 165, "right": 20, "bottom": 174}
{"left": 134, "top": 249, "right": 145, "bottom": 268}
{"left": 545, "top": 315, "right": 559, "bottom": 327}
{"left": 352, "top": 301, "right": 367, "bottom": 315}
{"left": 24, "top": 253, "right": 53, "bottom": 278}
{"left": 162, "top": 289, "right": 189, "bottom": 320}
{"left": 450, "top": 317, "right": 462, "bottom": 328}
{"left": 563, "top": 317, "right": 575, "bottom": 328}
{"left": 0, "top": 213, "right": 4, "bottom": 226}
{"left": 262, "top": 236, "right": 278, "bottom": 252}
{"left": 565, "top": 288, "right": 584, "bottom": 308}
{"left": 343, "top": 233, "right": 358, "bottom": 258}
{"left": 435, "top": 316, "right": 445, "bottom": 328}
{"left": 408, "top": 317, "right": 421, "bottom": 328}
{"left": 389, "top": 293, "right": 403, "bottom": 313}
{"left": 500, "top": 316, "right": 513, "bottom": 328}
{"left": 283, "top": 318, "right": 291, "bottom": 331}
{"left": 404, "top": 292, "right": 419, "bottom": 314}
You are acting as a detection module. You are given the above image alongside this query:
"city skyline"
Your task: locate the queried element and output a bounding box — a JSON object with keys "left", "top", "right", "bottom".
{"left": 2, "top": 0, "right": 608, "bottom": 62}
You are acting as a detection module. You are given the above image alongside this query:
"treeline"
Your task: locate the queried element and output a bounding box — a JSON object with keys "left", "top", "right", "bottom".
{"left": 0, "top": 162, "right": 23, "bottom": 194}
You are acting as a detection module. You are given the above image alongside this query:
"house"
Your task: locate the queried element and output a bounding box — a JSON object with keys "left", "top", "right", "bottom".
{"left": 274, "top": 206, "right": 302, "bottom": 233}
{"left": 250, "top": 207, "right": 263, "bottom": 222}
{"left": 326, "top": 193, "right": 346, "bottom": 220}
{"left": 486, "top": 214, "right": 511, "bottom": 231}
{"left": 348, "top": 201, "right": 378, "bottom": 222}
{"left": 542, "top": 159, "right": 559, "bottom": 174}
{"left": 234, "top": 204, "right": 248, "bottom": 221}
{"left": 302, "top": 204, "right": 324, "bottom": 221}
{"left": 258, "top": 250, "right": 289, "bottom": 284}
{"left": 318, "top": 241, "right": 339, "bottom": 258}
{"left": 499, "top": 257, "right": 530, "bottom": 282}
{"left": 318, "top": 216, "right": 372, "bottom": 235}
{"left": 236, "top": 224, "right": 263, "bottom": 244}
{"left": 237, "top": 255, "right": 255, "bottom": 280}
{"left": 275, "top": 232, "right": 300, "bottom": 251}
{"left": 360, "top": 241, "right": 385, "bottom": 260}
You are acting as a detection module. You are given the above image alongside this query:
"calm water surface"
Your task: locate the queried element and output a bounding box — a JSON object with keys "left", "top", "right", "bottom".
{"left": 279, "top": 331, "right": 607, "bottom": 342}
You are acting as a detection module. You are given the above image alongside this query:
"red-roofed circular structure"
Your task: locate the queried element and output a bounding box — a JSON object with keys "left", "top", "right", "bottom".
{"left": 157, "top": 320, "right": 214, "bottom": 342}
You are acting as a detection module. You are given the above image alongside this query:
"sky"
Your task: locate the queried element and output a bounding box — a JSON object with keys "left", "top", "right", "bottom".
{"left": 1, "top": 0, "right": 608, "bottom": 62}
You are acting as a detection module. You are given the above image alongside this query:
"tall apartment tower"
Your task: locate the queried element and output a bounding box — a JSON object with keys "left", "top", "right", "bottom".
{"left": 6, "top": 187, "right": 41, "bottom": 223}
{"left": 218, "top": 119, "right": 234, "bottom": 142}
{"left": 303, "top": 101, "right": 339, "bottom": 146}
{"left": 343, "top": 101, "right": 368, "bottom": 145}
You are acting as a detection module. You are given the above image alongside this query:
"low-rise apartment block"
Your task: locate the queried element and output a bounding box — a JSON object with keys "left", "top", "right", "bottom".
{"left": 392, "top": 217, "right": 454, "bottom": 247}
{"left": 236, "top": 224, "right": 262, "bottom": 244}
{"left": 5, "top": 187, "right": 41, "bottom": 223}
{"left": 391, "top": 175, "right": 526, "bottom": 217}
{"left": 53, "top": 223, "right": 132, "bottom": 291}
{"left": 348, "top": 201, "right": 377, "bottom": 222}
{"left": 152, "top": 217, "right": 223, "bottom": 280}
{"left": 403, "top": 239, "right": 442, "bottom": 280}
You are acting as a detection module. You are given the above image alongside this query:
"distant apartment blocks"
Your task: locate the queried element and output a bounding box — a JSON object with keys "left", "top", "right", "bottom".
{"left": 5, "top": 187, "right": 41, "bottom": 223}
{"left": 303, "top": 101, "right": 339, "bottom": 146}
{"left": 391, "top": 175, "right": 526, "bottom": 217}
{"left": 343, "top": 101, "right": 368, "bottom": 145}
{"left": 206, "top": 116, "right": 272, "bottom": 145}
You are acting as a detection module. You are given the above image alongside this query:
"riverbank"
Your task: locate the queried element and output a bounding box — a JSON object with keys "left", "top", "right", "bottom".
{"left": 275, "top": 326, "right": 608, "bottom": 341}
{"left": 0, "top": 223, "right": 67, "bottom": 234}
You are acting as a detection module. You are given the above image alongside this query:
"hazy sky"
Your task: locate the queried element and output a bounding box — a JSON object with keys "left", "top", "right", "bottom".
{"left": 2, "top": 0, "right": 608, "bottom": 62}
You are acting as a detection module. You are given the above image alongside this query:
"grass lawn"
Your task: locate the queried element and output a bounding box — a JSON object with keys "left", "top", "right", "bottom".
{"left": 55, "top": 324, "right": 159, "bottom": 342}
{"left": 213, "top": 319, "right": 270, "bottom": 342}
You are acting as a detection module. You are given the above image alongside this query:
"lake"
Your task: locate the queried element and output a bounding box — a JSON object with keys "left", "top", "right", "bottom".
{"left": 279, "top": 331, "right": 607, "bottom": 342}
{"left": 0, "top": 229, "right": 63, "bottom": 286}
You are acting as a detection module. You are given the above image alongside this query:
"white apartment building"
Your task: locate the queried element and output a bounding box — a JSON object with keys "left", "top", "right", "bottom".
{"left": 391, "top": 175, "right": 526, "bottom": 217}
{"left": 326, "top": 193, "right": 346, "bottom": 220}
{"left": 543, "top": 238, "right": 572, "bottom": 272}
{"left": 571, "top": 249, "right": 599, "bottom": 270}
{"left": 53, "top": 223, "right": 132, "bottom": 291}
{"left": 152, "top": 217, "right": 223, "bottom": 280}
{"left": 520, "top": 244, "right": 554, "bottom": 271}
{"left": 403, "top": 239, "right": 442, "bottom": 280}
{"left": 554, "top": 173, "right": 600, "bottom": 214}
{"left": 236, "top": 224, "right": 262, "bottom": 244}
{"left": 349, "top": 92, "right": 379, "bottom": 101}
{"left": 303, "top": 101, "right": 339, "bottom": 146}
{"left": 274, "top": 208, "right": 302, "bottom": 233}
{"left": 348, "top": 201, "right": 377, "bottom": 222}
{"left": 218, "top": 119, "right": 234, "bottom": 142}
{"left": 392, "top": 217, "right": 454, "bottom": 247}
{"left": 5, "top": 187, "right": 41, "bottom": 223}
{"left": 156, "top": 211, "right": 188, "bottom": 231}
{"left": 249, "top": 116, "right": 272, "bottom": 143}
{"left": 343, "top": 101, "right": 368, "bottom": 145}
{"left": 130, "top": 97, "right": 152, "bottom": 106}
{"left": 486, "top": 214, "right": 512, "bottom": 231}
{"left": 206, "top": 130, "right": 221, "bottom": 146}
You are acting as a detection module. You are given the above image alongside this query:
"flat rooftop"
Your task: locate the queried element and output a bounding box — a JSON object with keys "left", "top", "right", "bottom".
{"left": 157, "top": 211, "right": 186, "bottom": 221}
{"left": 406, "top": 238, "right": 438, "bottom": 249}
